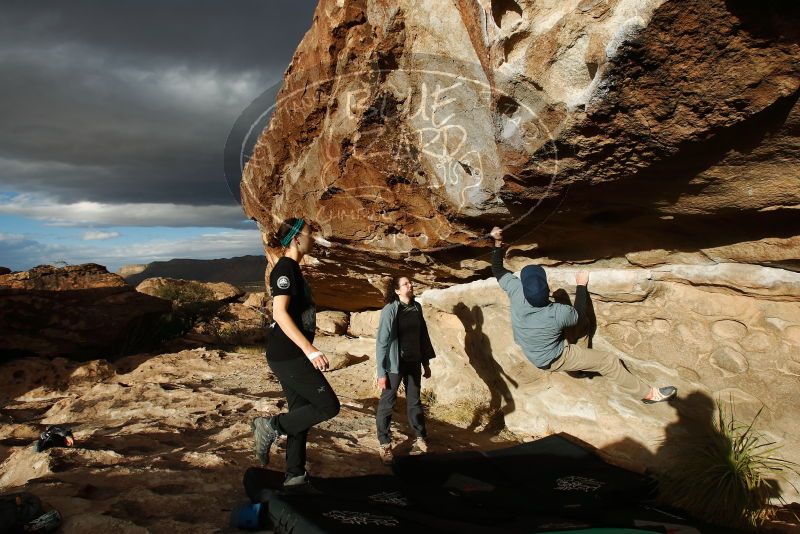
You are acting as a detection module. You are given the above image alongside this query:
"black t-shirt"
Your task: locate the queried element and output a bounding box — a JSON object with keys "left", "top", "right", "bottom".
{"left": 397, "top": 300, "right": 422, "bottom": 362}
{"left": 267, "top": 256, "right": 315, "bottom": 361}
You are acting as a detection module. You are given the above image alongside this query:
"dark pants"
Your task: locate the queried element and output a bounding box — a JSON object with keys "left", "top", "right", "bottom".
{"left": 268, "top": 356, "right": 340, "bottom": 477}
{"left": 376, "top": 361, "right": 426, "bottom": 445}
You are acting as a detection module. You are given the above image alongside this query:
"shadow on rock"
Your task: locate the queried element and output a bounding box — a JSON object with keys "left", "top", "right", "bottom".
{"left": 602, "top": 390, "right": 786, "bottom": 529}
{"left": 453, "top": 303, "right": 517, "bottom": 430}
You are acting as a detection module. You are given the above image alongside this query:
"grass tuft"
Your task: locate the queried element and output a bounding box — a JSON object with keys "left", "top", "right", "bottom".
{"left": 428, "top": 394, "right": 503, "bottom": 432}
{"left": 231, "top": 345, "right": 265, "bottom": 356}
{"left": 420, "top": 388, "right": 437, "bottom": 408}
{"left": 658, "top": 397, "right": 799, "bottom": 529}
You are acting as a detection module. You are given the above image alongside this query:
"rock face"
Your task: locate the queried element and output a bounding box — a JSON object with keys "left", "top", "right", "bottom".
{"left": 242, "top": 0, "right": 799, "bottom": 294}
{"left": 243, "top": 292, "right": 266, "bottom": 309}
{"left": 418, "top": 265, "right": 800, "bottom": 501}
{"left": 316, "top": 310, "right": 350, "bottom": 335}
{"left": 0, "top": 265, "right": 171, "bottom": 360}
{"left": 133, "top": 280, "right": 266, "bottom": 347}
{"left": 188, "top": 302, "right": 267, "bottom": 347}
{"left": 116, "top": 264, "right": 147, "bottom": 278}
{"left": 135, "top": 278, "right": 244, "bottom": 303}
{"left": 0, "top": 264, "right": 128, "bottom": 292}
{"left": 234, "top": 0, "right": 800, "bottom": 502}
{"left": 348, "top": 309, "right": 382, "bottom": 337}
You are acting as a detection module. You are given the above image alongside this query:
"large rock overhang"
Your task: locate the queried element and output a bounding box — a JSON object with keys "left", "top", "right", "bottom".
{"left": 236, "top": 0, "right": 799, "bottom": 309}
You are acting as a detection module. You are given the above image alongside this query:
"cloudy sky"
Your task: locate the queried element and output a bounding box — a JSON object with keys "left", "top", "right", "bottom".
{"left": 0, "top": 0, "right": 317, "bottom": 272}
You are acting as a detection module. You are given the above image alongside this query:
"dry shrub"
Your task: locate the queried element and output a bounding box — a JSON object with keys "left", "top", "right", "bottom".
{"left": 428, "top": 394, "right": 503, "bottom": 431}
{"left": 658, "top": 398, "right": 799, "bottom": 529}
{"left": 420, "top": 388, "right": 437, "bottom": 408}
{"left": 232, "top": 345, "right": 265, "bottom": 355}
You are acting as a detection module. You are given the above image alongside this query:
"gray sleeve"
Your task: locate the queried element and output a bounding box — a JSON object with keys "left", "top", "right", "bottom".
{"left": 555, "top": 303, "right": 579, "bottom": 329}
{"left": 375, "top": 305, "right": 392, "bottom": 377}
{"left": 498, "top": 272, "right": 523, "bottom": 299}
{"left": 493, "top": 245, "right": 523, "bottom": 299}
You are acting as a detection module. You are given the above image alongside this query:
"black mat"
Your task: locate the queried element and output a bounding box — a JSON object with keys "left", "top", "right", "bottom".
{"left": 393, "top": 434, "right": 656, "bottom": 517}
{"left": 242, "top": 434, "right": 727, "bottom": 533}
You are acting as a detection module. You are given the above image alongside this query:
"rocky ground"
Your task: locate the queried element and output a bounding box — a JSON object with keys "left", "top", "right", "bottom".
{"left": 0, "top": 335, "right": 520, "bottom": 533}
{"left": 3, "top": 269, "right": 799, "bottom": 532}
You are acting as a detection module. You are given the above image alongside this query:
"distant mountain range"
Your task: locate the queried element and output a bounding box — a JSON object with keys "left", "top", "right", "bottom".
{"left": 119, "top": 255, "right": 267, "bottom": 291}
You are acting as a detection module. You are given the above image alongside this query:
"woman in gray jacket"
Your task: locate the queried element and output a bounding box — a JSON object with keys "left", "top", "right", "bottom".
{"left": 375, "top": 275, "right": 436, "bottom": 465}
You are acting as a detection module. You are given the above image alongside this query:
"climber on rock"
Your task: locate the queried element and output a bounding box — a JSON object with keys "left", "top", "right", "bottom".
{"left": 489, "top": 226, "right": 677, "bottom": 404}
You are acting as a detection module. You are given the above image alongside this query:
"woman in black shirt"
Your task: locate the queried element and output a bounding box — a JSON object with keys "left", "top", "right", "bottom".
{"left": 375, "top": 275, "right": 436, "bottom": 464}
{"left": 251, "top": 217, "right": 340, "bottom": 491}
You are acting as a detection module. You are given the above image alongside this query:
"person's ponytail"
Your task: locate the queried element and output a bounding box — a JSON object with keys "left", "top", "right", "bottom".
{"left": 269, "top": 218, "right": 315, "bottom": 248}
{"left": 384, "top": 276, "right": 404, "bottom": 305}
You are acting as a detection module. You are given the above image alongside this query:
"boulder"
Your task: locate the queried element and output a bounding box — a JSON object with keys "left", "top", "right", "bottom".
{"left": 116, "top": 264, "right": 147, "bottom": 278}
{"left": 241, "top": 0, "right": 800, "bottom": 295}
{"left": 0, "top": 264, "right": 171, "bottom": 360}
{"left": 325, "top": 351, "right": 367, "bottom": 371}
{"left": 1, "top": 263, "right": 128, "bottom": 291}
{"left": 136, "top": 278, "right": 244, "bottom": 303}
{"left": 419, "top": 264, "right": 800, "bottom": 502}
{"left": 316, "top": 311, "right": 349, "bottom": 335}
{"left": 243, "top": 292, "right": 266, "bottom": 308}
{"left": 348, "top": 310, "right": 382, "bottom": 338}
{"left": 163, "top": 0, "right": 800, "bottom": 504}
{"left": 312, "top": 334, "right": 376, "bottom": 377}
{"left": 190, "top": 303, "right": 266, "bottom": 346}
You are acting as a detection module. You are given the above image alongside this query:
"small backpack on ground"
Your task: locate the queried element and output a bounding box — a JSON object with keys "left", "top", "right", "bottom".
{"left": 0, "top": 492, "right": 61, "bottom": 534}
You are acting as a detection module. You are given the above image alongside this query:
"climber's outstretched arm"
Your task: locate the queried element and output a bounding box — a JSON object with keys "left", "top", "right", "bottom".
{"left": 489, "top": 226, "right": 512, "bottom": 281}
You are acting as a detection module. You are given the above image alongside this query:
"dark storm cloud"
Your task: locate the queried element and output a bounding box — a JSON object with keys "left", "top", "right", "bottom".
{"left": 0, "top": 0, "right": 317, "bottom": 209}
{"left": 0, "top": 1, "right": 316, "bottom": 73}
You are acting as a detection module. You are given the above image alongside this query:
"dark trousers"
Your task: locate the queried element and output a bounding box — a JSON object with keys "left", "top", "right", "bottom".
{"left": 376, "top": 361, "right": 426, "bottom": 445}
{"left": 268, "top": 356, "right": 340, "bottom": 477}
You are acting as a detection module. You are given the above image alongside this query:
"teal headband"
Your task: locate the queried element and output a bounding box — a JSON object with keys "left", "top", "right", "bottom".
{"left": 280, "top": 218, "right": 305, "bottom": 247}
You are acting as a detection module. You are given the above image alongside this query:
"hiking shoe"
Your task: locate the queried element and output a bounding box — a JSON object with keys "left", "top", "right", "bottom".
{"left": 379, "top": 444, "right": 394, "bottom": 465}
{"left": 283, "top": 472, "right": 322, "bottom": 495}
{"left": 410, "top": 437, "right": 428, "bottom": 455}
{"left": 642, "top": 386, "right": 677, "bottom": 404}
{"left": 251, "top": 416, "right": 280, "bottom": 465}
